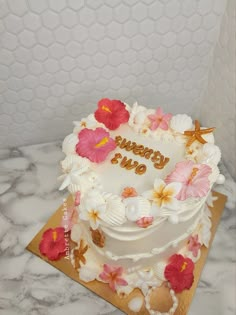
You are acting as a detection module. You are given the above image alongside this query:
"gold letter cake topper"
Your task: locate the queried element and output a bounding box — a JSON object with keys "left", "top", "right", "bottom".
{"left": 110, "top": 136, "right": 169, "bottom": 175}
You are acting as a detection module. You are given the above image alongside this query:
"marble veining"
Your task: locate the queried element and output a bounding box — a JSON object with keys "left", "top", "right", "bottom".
{"left": 0, "top": 142, "right": 235, "bottom": 315}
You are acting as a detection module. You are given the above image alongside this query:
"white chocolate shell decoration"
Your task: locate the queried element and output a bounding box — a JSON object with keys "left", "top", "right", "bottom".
{"left": 128, "top": 296, "right": 144, "bottom": 312}
{"left": 123, "top": 196, "right": 151, "bottom": 221}
{"left": 68, "top": 183, "right": 81, "bottom": 194}
{"left": 62, "top": 133, "right": 78, "bottom": 155}
{"left": 134, "top": 110, "right": 148, "bottom": 125}
{"left": 129, "top": 102, "right": 145, "bottom": 125}
{"left": 200, "top": 143, "right": 221, "bottom": 165}
{"left": 153, "top": 261, "right": 167, "bottom": 281}
{"left": 70, "top": 223, "right": 83, "bottom": 243}
{"left": 208, "top": 163, "right": 220, "bottom": 184}
{"left": 160, "top": 130, "right": 174, "bottom": 142}
{"left": 170, "top": 114, "right": 193, "bottom": 133}
{"left": 101, "top": 193, "right": 127, "bottom": 226}
{"left": 61, "top": 155, "right": 90, "bottom": 174}
{"left": 79, "top": 265, "right": 98, "bottom": 283}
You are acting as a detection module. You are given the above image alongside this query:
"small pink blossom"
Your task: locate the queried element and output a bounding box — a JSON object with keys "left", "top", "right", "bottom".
{"left": 76, "top": 128, "right": 116, "bottom": 163}
{"left": 60, "top": 206, "right": 78, "bottom": 232}
{"left": 165, "top": 160, "right": 212, "bottom": 200}
{"left": 188, "top": 235, "right": 201, "bottom": 257}
{"left": 136, "top": 216, "right": 154, "bottom": 228}
{"left": 99, "top": 264, "right": 128, "bottom": 292}
{"left": 121, "top": 187, "right": 138, "bottom": 198}
{"left": 148, "top": 107, "right": 172, "bottom": 131}
{"left": 74, "top": 191, "right": 81, "bottom": 206}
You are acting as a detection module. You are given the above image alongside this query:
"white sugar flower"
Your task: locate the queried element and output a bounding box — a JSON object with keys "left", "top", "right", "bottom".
{"left": 79, "top": 190, "right": 106, "bottom": 229}
{"left": 134, "top": 270, "right": 161, "bottom": 296}
{"left": 185, "top": 142, "right": 200, "bottom": 162}
{"left": 73, "top": 114, "right": 105, "bottom": 133}
{"left": 142, "top": 179, "right": 181, "bottom": 210}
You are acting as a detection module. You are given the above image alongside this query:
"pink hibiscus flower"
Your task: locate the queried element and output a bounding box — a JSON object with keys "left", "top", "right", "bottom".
{"left": 39, "top": 227, "right": 66, "bottom": 261}
{"left": 136, "top": 216, "right": 154, "bottom": 228}
{"left": 76, "top": 127, "right": 116, "bottom": 163}
{"left": 148, "top": 107, "right": 172, "bottom": 130}
{"left": 188, "top": 235, "right": 201, "bottom": 257}
{"left": 94, "top": 98, "right": 130, "bottom": 130}
{"left": 164, "top": 254, "right": 194, "bottom": 293}
{"left": 165, "top": 160, "right": 212, "bottom": 200}
{"left": 99, "top": 264, "right": 128, "bottom": 292}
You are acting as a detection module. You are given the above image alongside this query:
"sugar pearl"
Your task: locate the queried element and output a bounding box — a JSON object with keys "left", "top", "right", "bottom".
{"left": 216, "top": 174, "right": 225, "bottom": 184}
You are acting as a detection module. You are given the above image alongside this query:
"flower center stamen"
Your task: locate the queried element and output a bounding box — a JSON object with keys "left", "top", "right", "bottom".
{"left": 81, "top": 121, "right": 87, "bottom": 127}
{"left": 52, "top": 231, "right": 57, "bottom": 242}
{"left": 95, "top": 137, "right": 109, "bottom": 148}
{"left": 180, "top": 261, "right": 188, "bottom": 272}
{"left": 102, "top": 105, "right": 112, "bottom": 113}
{"left": 188, "top": 167, "right": 199, "bottom": 184}
{"left": 89, "top": 209, "right": 99, "bottom": 222}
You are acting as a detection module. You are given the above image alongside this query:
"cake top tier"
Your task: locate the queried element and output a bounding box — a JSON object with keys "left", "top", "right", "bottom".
{"left": 60, "top": 98, "right": 221, "bottom": 229}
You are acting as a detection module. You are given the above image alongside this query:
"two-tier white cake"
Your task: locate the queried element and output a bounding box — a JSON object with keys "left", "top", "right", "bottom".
{"left": 59, "top": 98, "right": 224, "bottom": 314}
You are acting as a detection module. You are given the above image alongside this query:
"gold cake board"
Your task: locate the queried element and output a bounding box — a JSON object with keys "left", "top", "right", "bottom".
{"left": 26, "top": 191, "right": 227, "bottom": 315}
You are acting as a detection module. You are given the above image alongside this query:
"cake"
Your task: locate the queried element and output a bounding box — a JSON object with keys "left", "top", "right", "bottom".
{"left": 59, "top": 98, "right": 225, "bottom": 314}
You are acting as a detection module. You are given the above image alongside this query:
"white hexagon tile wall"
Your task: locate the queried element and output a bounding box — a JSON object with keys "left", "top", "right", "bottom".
{"left": 200, "top": 0, "right": 235, "bottom": 179}
{"left": 0, "top": 0, "right": 232, "bottom": 171}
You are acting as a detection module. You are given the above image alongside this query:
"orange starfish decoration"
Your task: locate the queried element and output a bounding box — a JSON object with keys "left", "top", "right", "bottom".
{"left": 184, "top": 120, "right": 215, "bottom": 147}
{"left": 74, "top": 239, "right": 89, "bottom": 269}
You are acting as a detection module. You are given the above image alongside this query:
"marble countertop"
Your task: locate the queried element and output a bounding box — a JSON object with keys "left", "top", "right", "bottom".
{"left": 0, "top": 141, "right": 235, "bottom": 315}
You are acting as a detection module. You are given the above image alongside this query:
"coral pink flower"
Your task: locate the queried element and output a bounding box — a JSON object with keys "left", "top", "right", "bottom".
{"left": 39, "top": 227, "right": 66, "bottom": 261}
{"left": 188, "top": 235, "right": 201, "bottom": 257}
{"left": 121, "top": 187, "right": 138, "bottom": 198}
{"left": 60, "top": 206, "right": 78, "bottom": 232}
{"left": 164, "top": 254, "right": 194, "bottom": 293}
{"left": 136, "top": 216, "right": 154, "bottom": 228}
{"left": 99, "top": 264, "right": 128, "bottom": 292}
{"left": 94, "top": 98, "right": 130, "bottom": 130}
{"left": 76, "top": 127, "right": 116, "bottom": 163}
{"left": 165, "top": 160, "right": 212, "bottom": 200}
{"left": 148, "top": 107, "right": 172, "bottom": 130}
